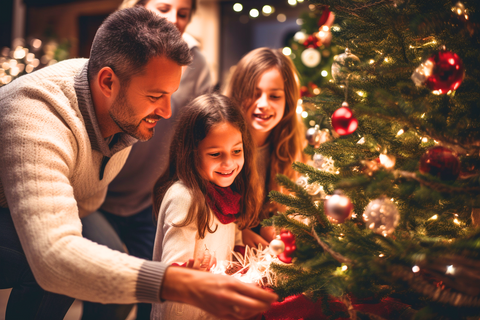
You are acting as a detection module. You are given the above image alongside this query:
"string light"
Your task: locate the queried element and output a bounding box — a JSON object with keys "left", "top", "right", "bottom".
{"left": 249, "top": 8, "right": 259, "bottom": 18}
{"left": 446, "top": 265, "right": 455, "bottom": 275}
{"left": 262, "top": 5, "right": 273, "bottom": 15}
{"left": 288, "top": 0, "right": 297, "bottom": 6}
{"left": 429, "top": 214, "right": 438, "bottom": 220}
{"left": 233, "top": 3, "right": 242, "bottom": 12}
{"left": 412, "top": 265, "right": 420, "bottom": 273}
{"left": 282, "top": 47, "right": 292, "bottom": 56}
{"left": 321, "top": 70, "right": 328, "bottom": 77}
{"left": 396, "top": 129, "right": 404, "bottom": 136}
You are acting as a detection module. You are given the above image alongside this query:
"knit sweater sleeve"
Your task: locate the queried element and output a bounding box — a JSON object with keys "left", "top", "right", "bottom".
{"left": 0, "top": 68, "right": 165, "bottom": 304}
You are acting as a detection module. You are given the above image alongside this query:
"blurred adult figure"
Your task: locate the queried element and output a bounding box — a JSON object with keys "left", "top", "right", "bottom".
{"left": 81, "top": 0, "right": 212, "bottom": 319}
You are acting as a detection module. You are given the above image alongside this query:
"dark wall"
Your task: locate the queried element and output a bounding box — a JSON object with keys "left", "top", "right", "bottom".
{"left": 219, "top": 0, "right": 308, "bottom": 86}
{"left": 0, "top": 0, "right": 14, "bottom": 48}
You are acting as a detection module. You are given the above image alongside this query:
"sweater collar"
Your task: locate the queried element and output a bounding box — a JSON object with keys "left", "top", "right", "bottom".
{"left": 74, "top": 61, "right": 137, "bottom": 158}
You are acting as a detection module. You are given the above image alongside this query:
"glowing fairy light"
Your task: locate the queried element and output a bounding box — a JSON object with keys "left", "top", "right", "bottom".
{"left": 453, "top": 218, "right": 460, "bottom": 225}
{"left": 282, "top": 47, "right": 292, "bottom": 56}
{"left": 249, "top": 8, "right": 259, "bottom": 18}
{"left": 296, "top": 105, "right": 303, "bottom": 114}
{"left": 233, "top": 3, "right": 243, "bottom": 12}
{"left": 422, "top": 137, "right": 428, "bottom": 143}
{"left": 321, "top": 70, "right": 328, "bottom": 77}
{"left": 301, "top": 111, "right": 308, "bottom": 118}
{"left": 446, "top": 265, "right": 455, "bottom": 275}
{"left": 412, "top": 265, "right": 420, "bottom": 273}
{"left": 429, "top": 214, "right": 438, "bottom": 220}
{"left": 262, "top": 5, "right": 273, "bottom": 15}
{"left": 369, "top": 59, "right": 375, "bottom": 64}
{"left": 288, "top": 0, "right": 297, "bottom": 6}
{"left": 341, "top": 265, "right": 348, "bottom": 271}
{"left": 379, "top": 254, "right": 385, "bottom": 257}
{"left": 396, "top": 129, "right": 404, "bottom": 136}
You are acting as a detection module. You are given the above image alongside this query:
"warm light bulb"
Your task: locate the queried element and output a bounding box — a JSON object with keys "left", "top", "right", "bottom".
{"left": 233, "top": 3, "right": 243, "bottom": 12}
{"left": 249, "top": 8, "right": 259, "bottom": 18}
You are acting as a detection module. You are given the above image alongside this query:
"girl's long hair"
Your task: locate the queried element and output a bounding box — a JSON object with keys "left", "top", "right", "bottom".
{"left": 153, "top": 93, "right": 261, "bottom": 238}
{"left": 225, "top": 47, "right": 306, "bottom": 219}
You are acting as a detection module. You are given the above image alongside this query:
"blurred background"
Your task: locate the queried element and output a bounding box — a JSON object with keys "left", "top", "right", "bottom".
{"left": 0, "top": 0, "right": 311, "bottom": 89}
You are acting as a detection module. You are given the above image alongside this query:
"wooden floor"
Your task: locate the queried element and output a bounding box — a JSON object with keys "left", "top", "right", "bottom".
{"left": 0, "top": 289, "right": 136, "bottom": 320}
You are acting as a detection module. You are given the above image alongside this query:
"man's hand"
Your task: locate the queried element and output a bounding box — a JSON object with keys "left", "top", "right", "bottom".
{"left": 161, "top": 267, "right": 278, "bottom": 319}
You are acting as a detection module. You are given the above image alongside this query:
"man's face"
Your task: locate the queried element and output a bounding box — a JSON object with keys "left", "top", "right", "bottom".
{"left": 109, "top": 56, "right": 182, "bottom": 141}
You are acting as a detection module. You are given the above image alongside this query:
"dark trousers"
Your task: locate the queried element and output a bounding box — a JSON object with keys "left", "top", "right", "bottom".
{"left": 0, "top": 208, "right": 75, "bottom": 320}
{"left": 81, "top": 206, "right": 157, "bottom": 320}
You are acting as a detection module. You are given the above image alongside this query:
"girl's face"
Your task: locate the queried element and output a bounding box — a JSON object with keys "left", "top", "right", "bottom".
{"left": 198, "top": 121, "right": 244, "bottom": 188}
{"left": 144, "top": 0, "right": 192, "bottom": 34}
{"left": 245, "top": 67, "right": 286, "bottom": 139}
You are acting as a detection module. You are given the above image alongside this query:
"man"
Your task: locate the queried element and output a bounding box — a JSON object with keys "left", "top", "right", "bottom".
{"left": 0, "top": 7, "right": 277, "bottom": 320}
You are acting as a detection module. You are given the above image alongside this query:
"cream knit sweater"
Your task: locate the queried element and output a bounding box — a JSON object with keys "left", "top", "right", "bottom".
{"left": 0, "top": 59, "right": 166, "bottom": 304}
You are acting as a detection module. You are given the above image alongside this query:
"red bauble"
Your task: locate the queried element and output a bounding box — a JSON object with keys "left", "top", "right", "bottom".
{"left": 331, "top": 102, "right": 358, "bottom": 135}
{"left": 419, "top": 146, "right": 461, "bottom": 181}
{"left": 303, "top": 35, "right": 320, "bottom": 49}
{"left": 425, "top": 51, "right": 465, "bottom": 94}
{"left": 324, "top": 190, "right": 353, "bottom": 223}
{"left": 277, "top": 230, "right": 296, "bottom": 264}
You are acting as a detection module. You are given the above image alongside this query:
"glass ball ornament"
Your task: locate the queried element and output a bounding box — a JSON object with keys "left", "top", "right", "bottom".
{"left": 269, "top": 235, "right": 285, "bottom": 256}
{"left": 277, "top": 230, "right": 296, "bottom": 264}
{"left": 306, "top": 125, "right": 321, "bottom": 146}
{"left": 331, "top": 102, "right": 358, "bottom": 135}
{"left": 363, "top": 197, "right": 400, "bottom": 237}
{"left": 411, "top": 50, "right": 465, "bottom": 94}
{"left": 331, "top": 48, "right": 361, "bottom": 84}
{"left": 324, "top": 190, "right": 353, "bottom": 223}
{"left": 301, "top": 48, "right": 321, "bottom": 68}
{"left": 419, "top": 146, "right": 460, "bottom": 181}
{"left": 313, "top": 153, "right": 325, "bottom": 169}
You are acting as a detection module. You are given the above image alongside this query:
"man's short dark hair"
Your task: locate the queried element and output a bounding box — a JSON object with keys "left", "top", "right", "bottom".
{"left": 88, "top": 7, "right": 192, "bottom": 84}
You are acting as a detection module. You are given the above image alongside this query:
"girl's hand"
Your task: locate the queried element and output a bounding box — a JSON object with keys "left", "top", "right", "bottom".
{"left": 260, "top": 226, "right": 275, "bottom": 243}
{"left": 242, "top": 229, "right": 269, "bottom": 248}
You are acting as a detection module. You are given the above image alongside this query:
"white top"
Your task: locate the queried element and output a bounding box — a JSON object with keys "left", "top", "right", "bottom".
{"left": 151, "top": 181, "right": 243, "bottom": 319}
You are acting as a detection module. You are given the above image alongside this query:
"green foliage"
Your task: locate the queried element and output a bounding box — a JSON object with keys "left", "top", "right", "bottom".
{"left": 267, "top": 0, "right": 480, "bottom": 318}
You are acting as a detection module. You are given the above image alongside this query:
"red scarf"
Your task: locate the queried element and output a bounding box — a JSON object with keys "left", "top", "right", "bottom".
{"left": 206, "top": 183, "right": 241, "bottom": 224}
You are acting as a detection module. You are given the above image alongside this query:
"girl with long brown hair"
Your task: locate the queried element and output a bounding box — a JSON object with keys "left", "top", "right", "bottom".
{"left": 151, "top": 93, "right": 262, "bottom": 319}
{"left": 225, "top": 47, "right": 307, "bottom": 246}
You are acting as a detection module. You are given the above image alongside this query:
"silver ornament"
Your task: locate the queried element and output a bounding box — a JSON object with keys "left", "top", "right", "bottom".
{"left": 363, "top": 197, "right": 400, "bottom": 236}
{"left": 296, "top": 175, "right": 309, "bottom": 188}
{"left": 306, "top": 125, "right": 321, "bottom": 146}
{"left": 269, "top": 236, "right": 285, "bottom": 256}
{"left": 313, "top": 153, "right": 325, "bottom": 169}
{"left": 331, "top": 48, "right": 361, "bottom": 84}
{"left": 324, "top": 190, "right": 353, "bottom": 223}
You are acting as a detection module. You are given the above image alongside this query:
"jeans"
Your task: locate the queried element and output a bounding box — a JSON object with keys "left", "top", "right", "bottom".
{"left": 0, "top": 208, "right": 75, "bottom": 320}
{"left": 81, "top": 206, "right": 157, "bottom": 320}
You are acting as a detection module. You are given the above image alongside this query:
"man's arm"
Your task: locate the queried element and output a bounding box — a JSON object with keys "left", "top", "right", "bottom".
{"left": 161, "top": 267, "right": 278, "bottom": 320}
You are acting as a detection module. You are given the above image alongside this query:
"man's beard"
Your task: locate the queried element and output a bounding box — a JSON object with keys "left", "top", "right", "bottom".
{"left": 109, "top": 90, "right": 158, "bottom": 141}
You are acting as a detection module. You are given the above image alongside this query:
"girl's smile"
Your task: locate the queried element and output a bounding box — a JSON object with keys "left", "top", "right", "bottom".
{"left": 198, "top": 121, "right": 244, "bottom": 187}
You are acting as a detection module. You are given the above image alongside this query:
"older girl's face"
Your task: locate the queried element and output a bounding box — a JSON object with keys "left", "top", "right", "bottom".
{"left": 144, "top": 0, "right": 192, "bottom": 34}
{"left": 245, "top": 67, "right": 286, "bottom": 141}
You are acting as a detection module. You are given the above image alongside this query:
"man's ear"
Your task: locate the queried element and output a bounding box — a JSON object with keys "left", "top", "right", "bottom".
{"left": 96, "top": 67, "right": 118, "bottom": 99}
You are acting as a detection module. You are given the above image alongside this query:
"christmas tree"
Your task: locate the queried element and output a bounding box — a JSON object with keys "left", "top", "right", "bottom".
{"left": 264, "top": 0, "right": 480, "bottom": 319}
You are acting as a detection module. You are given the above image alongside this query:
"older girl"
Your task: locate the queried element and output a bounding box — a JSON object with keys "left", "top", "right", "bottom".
{"left": 225, "top": 48, "right": 306, "bottom": 246}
